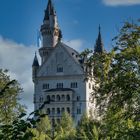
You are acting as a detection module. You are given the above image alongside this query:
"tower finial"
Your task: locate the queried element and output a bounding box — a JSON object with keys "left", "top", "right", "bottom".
{"left": 94, "top": 25, "right": 104, "bottom": 54}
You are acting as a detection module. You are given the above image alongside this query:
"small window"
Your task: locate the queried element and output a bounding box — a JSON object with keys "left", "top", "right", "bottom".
{"left": 46, "top": 95, "right": 50, "bottom": 102}
{"left": 61, "top": 95, "right": 65, "bottom": 101}
{"left": 52, "top": 108, "right": 55, "bottom": 115}
{"left": 77, "top": 96, "right": 80, "bottom": 101}
{"left": 66, "top": 95, "right": 70, "bottom": 101}
{"left": 57, "top": 108, "right": 60, "bottom": 114}
{"left": 71, "top": 82, "right": 77, "bottom": 88}
{"left": 61, "top": 108, "right": 65, "bottom": 113}
{"left": 56, "top": 83, "right": 63, "bottom": 88}
{"left": 52, "top": 95, "right": 55, "bottom": 101}
{"left": 57, "top": 64, "right": 63, "bottom": 72}
{"left": 47, "top": 108, "right": 50, "bottom": 115}
{"left": 89, "top": 83, "right": 91, "bottom": 89}
{"left": 67, "top": 107, "right": 70, "bottom": 114}
{"left": 39, "top": 96, "right": 43, "bottom": 102}
{"left": 77, "top": 107, "right": 81, "bottom": 114}
{"left": 43, "top": 84, "right": 49, "bottom": 89}
{"left": 56, "top": 95, "right": 60, "bottom": 101}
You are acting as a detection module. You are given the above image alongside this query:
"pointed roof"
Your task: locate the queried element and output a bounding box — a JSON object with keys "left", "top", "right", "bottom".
{"left": 44, "top": 0, "right": 56, "bottom": 21}
{"left": 32, "top": 52, "right": 39, "bottom": 67}
{"left": 94, "top": 25, "right": 104, "bottom": 53}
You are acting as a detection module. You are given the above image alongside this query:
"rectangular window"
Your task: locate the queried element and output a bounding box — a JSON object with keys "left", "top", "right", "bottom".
{"left": 57, "top": 65, "right": 63, "bottom": 72}
{"left": 71, "top": 82, "right": 77, "bottom": 88}
{"left": 43, "top": 84, "right": 49, "bottom": 89}
{"left": 77, "top": 107, "right": 81, "bottom": 114}
{"left": 56, "top": 83, "right": 63, "bottom": 88}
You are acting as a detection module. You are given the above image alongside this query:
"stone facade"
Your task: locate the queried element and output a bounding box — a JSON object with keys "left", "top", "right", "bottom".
{"left": 32, "top": 0, "right": 98, "bottom": 124}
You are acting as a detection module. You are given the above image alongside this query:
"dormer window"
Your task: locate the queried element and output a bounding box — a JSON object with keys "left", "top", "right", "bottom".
{"left": 57, "top": 64, "right": 63, "bottom": 72}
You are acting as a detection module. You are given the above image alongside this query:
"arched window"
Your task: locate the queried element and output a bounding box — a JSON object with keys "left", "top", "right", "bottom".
{"left": 56, "top": 95, "right": 60, "bottom": 101}
{"left": 61, "top": 95, "right": 65, "bottom": 101}
{"left": 57, "top": 64, "right": 63, "bottom": 72}
{"left": 61, "top": 108, "right": 65, "bottom": 114}
{"left": 46, "top": 95, "right": 50, "bottom": 102}
{"left": 67, "top": 107, "right": 70, "bottom": 114}
{"left": 52, "top": 95, "right": 55, "bottom": 101}
{"left": 77, "top": 96, "right": 80, "bottom": 101}
{"left": 47, "top": 108, "right": 50, "bottom": 115}
{"left": 52, "top": 108, "right": 55, "bottom": 115}
{"left": 66, "top": 95, "right": 70, "bottom": 101}
{"left": 57, "top": 108, "right": 60, "bottom": 114}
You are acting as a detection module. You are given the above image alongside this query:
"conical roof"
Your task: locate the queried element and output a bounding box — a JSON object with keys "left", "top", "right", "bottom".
{"left": 94, "top": 25, "right": 104, "bottom": 53}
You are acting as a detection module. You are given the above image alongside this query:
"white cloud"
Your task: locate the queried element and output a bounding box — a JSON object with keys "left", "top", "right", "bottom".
{"left": 0, "top": 36, "right": 37, "bottom": 114}
{"left": 103, "top": 0, "right": 140, "bottom": 6}
{"left": 63, "top": 39, "right": 85, "bottom": 52}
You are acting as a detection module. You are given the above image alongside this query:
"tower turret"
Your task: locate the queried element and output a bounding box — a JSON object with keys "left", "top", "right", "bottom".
{"left": 39, "top": 0, "right": 62, "bottom": 63}
{"left": 32, "top": 52, "right": 39, "bottom": 82}
{"left": 94, "top": 25, "right": 104, "bottom": 54}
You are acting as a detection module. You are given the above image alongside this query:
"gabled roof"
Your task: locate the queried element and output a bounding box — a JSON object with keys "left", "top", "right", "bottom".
{"left": 56, "top": 42, "right": 83, "bottom": 66}
{"left": 37, "top": 41, "right": 84, "bottom": 77}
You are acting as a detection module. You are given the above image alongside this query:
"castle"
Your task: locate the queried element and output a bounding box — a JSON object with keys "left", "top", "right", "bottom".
{"left": 32, "top": 0, "right": 104, "bottom": 124}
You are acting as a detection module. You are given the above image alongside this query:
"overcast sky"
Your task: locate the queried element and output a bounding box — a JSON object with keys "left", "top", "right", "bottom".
{"left": 0, "top": 0, "right": 140, "bottom": 114}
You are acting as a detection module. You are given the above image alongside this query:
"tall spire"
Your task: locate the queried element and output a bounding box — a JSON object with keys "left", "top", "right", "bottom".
{"left": 32, "top": 52, "right": 39, "bottom": 67}
{"left": 94, "top": 25, "right": 104, "bottom": 54}
{"left": 39, "top": 0, "right": 62, "bottom": 64}
{"left": 40, "top": 0, "right": 61, "bottom": 48}
{"left": 44, "top": 0, "right": 56, "bottom": 21}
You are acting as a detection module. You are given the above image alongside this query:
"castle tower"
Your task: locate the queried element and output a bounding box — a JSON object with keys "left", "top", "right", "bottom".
{"left": 94, "top": 25, "right": 104, "bottom": 53}
{"left": 39, "top": 0, "right": 62, "bottom": 64}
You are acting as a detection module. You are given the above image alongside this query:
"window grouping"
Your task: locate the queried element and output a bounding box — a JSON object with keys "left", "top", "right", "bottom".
{"left": 46, "top": 94, "right": 71, "bottom": 102}
{"left": 52, "top": 118, "right": 61, "bottom": 125}
{"left": 71, "top": 82, "right": 78, "bottom": 88}
{"left": 46, "top": 107, "right": 71, "bottom": 115}
{"left": 56, "top": 83, "right": 63, "bottom": 88}
{"left": 43, "top": 83, "right": 49, "bottom": 89}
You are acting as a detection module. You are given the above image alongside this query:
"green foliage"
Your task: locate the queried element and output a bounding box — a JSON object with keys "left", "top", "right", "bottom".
{"left": 55, "top": 112, "right": 76, "bottom": 140}
{"left": 0, "top": 69, "right": 25, "bottom": 125}
{"left": 76, "top": 114, "right": 102, "bottom": 140}
{"left": 80, "top": 20, "right": 140, "bottom": 139}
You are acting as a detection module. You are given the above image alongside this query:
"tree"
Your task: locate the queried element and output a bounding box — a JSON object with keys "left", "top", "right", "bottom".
{"left": 101, "top": 20, "right": 140, "bottom": 139}
{"left": 76, "top": 114, "right": 102, "bottom": 140}
{"left": 29, "top": 116, "right": 52, "bottom": 140}
{"left": 55, "top": 112, "right": 76, "bottom": 140}
{"left": 83, "top": 20, "right": 140, "bottom": 139}
{"left": 0, "top": 69, "right": 25, "bottom": 125}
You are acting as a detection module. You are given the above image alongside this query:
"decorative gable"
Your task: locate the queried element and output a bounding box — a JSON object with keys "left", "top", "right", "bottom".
{"left": 37, "top": 42, "right": 84, "bottom": 77}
